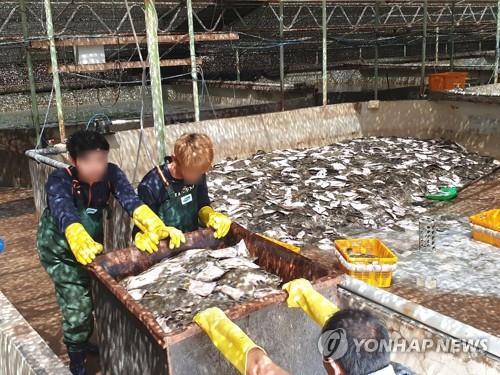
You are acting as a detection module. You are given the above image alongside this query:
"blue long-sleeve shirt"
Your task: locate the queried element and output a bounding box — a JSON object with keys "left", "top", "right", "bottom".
{"left": 137, "top": 159, "right": 211, "bottom": 214}
{"left": 46, "top": 163, "right": 143, "bottom": 234}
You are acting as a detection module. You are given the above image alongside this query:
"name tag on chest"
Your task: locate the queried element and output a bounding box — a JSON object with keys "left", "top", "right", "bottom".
{"left": 181, "top": 194, "right": 193, "bottom": 205}
{"left": 86, "top": 208, "right": 98, "bottom": 214}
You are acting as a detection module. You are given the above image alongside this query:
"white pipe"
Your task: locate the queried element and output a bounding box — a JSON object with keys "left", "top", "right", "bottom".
{"left": 25, "top": 148, "right": 69, "bottom": 169}
{"left": 340, "top": 276, "right": 500, "bottom": 358}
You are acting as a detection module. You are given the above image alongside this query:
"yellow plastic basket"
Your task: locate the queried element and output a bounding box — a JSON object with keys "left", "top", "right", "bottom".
{"left": 334, "top": 238, "right": 398, "bottom": 288}
{"left": 469, "top": 209, "right": 500, "bottom": 248}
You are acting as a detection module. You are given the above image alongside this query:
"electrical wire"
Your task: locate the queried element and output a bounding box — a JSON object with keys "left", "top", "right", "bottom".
{"left": 35, "top": 84, "right": 55, "bottom": 150}
{"left": 60, "top": 71, "right": 192, "bottom": 87}
{"left": 199, "top": 66, "right": 217, "bottom": 119}
{"left": 97, "top": 19, "right": 123, "bottom": 109}
{"left": 124, "top": 0, "right": 156, "bottom": 185}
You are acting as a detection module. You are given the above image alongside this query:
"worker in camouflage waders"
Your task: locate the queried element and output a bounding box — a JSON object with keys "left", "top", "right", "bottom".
{"left": 37, "top": 130, "right": 185, "bottom": 375}
{"left": 136, "top": 133, "right": 231, "bottom": 251}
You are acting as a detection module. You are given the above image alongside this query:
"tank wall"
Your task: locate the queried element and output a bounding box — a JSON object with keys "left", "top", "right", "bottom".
{"left": 168, "top": 291, "right": 333, "bottom": 375}
{"left": 91, "top": 276, "right": 168, "bottom": 375}
{"left": 0, "top": 291, "right": 70, "bottom": 375}
{"left": 359, "top": 100, "right": 500, "bottom": 159}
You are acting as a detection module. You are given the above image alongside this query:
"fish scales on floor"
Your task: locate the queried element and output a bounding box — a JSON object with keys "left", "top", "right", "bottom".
{"left": 208, "top": 137, "right": 499, "bottom": 247}
{"left": 120, "top": 240, "right": 281, "bottom": 333}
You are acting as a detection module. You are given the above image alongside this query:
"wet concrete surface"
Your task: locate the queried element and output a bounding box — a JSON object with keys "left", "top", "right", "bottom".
{"left": 382, "top": 218, "right": 499, "bottom": 337}
{"left": 0, "top": 177, "right": 498, "bottom": 372}
{"left": 304, "top": 176, "right": 500, "bottom": 336}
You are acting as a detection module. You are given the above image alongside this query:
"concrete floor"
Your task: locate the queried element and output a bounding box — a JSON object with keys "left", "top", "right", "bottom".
{"left": 0, "top": 176, "right": 498, "bottom": 373}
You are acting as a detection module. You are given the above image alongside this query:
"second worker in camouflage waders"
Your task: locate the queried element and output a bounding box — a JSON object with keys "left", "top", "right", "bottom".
{"left": 136, "top": 133, "right": 232, "bottom": 249}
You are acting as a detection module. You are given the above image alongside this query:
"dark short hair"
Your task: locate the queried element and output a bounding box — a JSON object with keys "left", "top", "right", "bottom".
{"left": 322, "top": 309, "right": 390, "bottom": 375}
{"left": 66, "top": 130, "right": 110, "bottom": 160}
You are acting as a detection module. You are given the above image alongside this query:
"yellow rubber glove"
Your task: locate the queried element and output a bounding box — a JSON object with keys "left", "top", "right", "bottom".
{"left": 199, "top": 206, "right": 231, "bottom": 239}
{"left": 133, "top": 205, "right": 169, "bottom": 239}
{"left": 193, "top": 307, "right": 265, "bottom": 374}
{"left": 135, "top": 227, "right": 185, "bottom": 251}
{"left": 134, "top": 231, "right": 158, "bottom": 253}
{"left": 162, "top": 226, "right": 186, "bottom": 249}
{"left": 282, "top": 278, "right": 340, "bottom": 328}
{"left": 65, "top": 223, "right": 103, "bottom": 266}
{"left": 133, "top": 205, "right": 186, "bottom": 249}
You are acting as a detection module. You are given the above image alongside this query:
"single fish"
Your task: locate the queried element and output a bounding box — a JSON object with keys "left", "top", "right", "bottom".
{"left": 215, "top": 285, "right": 245, "bottom": 301}
{"left": 217, "top": 257, "right": 260, "bottom": 270}
{"left": 128, "top": 289, "right": 146, "bottom": 301}
{"left": 189, "top": 280, "right": 217, "bottom": 297}
{"left": 207, "top": 247, "right": 238, "bottom": 259}
{"left": 196, "top": 264, "right": 227, "bottom": 282}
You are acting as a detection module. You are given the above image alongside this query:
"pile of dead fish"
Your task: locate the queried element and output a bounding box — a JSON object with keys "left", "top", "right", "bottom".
{"left": 346, "top": 249, "right": 379, "bottom": 259}
{"left": 208, "top": 137, "right": 499, "bottom": 247}
{"left": 120, "top": 240, "right": 281, "bottom": 333}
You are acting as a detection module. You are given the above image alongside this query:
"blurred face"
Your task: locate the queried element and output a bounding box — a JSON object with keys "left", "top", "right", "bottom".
{"left": 180, "top": 167, "right": 204, "bottom": 185}
{"left": 171, "top": 155, "right": 206, "bottom": 185}
{"left": 69, "top": 150, "right": 108, "bottom": 184}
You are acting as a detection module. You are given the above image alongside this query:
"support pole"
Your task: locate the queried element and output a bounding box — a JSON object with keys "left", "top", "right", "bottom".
{"left": 420, "top": 0, "right": 428, "bottom": 96}
{"left": 322, "top": 0, "right": 327, "bottom": 106}
{"left": 44, "top": 0, "right": 65, "bottom": 141}
{"left": 279, "top": 0, "right": 285, "bottom": 111}
{"left": 450, "top": 2, "right": 455, "bottom": 71}
{"left": 495, "top": 0, "right": 500, "bottom": 83}
{"left": 20, "top": 0, "right": 40, "bottom": 140}
{"left": 145, "top": 0, "right": 166, "bottom": 162}
{"left": 435, "top": 26, "right": 439, "bottom": 64}
{"left": 235, "top": 49, "right": 241, "bottom": 82}
{"left": 374, "top": 0, "right": 379, "bottom": 100}
{"left": 187, "top": 0, "right": 200, "bottom": 122}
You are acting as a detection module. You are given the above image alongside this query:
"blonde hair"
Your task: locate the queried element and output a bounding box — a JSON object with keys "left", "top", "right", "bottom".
{"left": 173, "top": 133, "right": 214, "bottom": 172}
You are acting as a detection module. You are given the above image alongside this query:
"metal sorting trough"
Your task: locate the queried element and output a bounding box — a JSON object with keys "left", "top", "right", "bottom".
{"left": 89, "top": 223, "right": 343, "bottom": 375}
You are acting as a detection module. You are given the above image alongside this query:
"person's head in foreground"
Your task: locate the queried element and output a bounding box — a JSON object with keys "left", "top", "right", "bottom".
{"left": 66, "top": 130, "right": 110, "bottom": 184}
{"left": 321, "top": 308, "right": 392, "bottom": 375}
{"left": 171, "top": 133, "right": 214, "bottom": 184}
